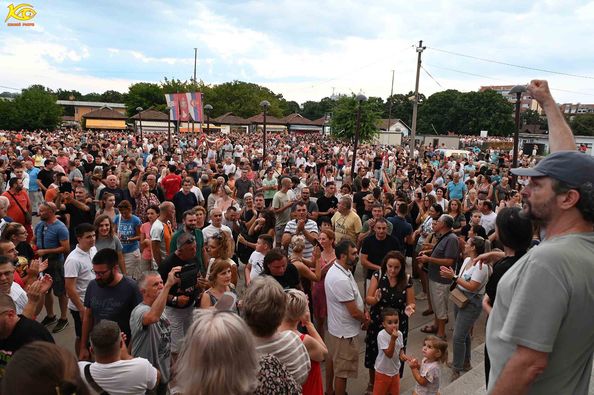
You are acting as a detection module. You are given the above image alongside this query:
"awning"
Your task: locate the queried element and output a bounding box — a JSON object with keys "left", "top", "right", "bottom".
{"left": 85, "top": 119, "right": 127, "bottom": 129}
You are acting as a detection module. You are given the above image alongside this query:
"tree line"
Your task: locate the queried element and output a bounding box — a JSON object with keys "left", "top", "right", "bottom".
{"left": 3, "top": 78, "right": 591, "bottom": 137}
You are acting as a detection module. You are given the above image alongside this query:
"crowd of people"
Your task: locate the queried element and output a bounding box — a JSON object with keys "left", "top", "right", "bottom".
{"left": 0, "top": 80, "right": 592, "bottom": 395}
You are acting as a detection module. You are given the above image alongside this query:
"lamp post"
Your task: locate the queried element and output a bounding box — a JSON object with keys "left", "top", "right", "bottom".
{"left": 136, "top": 107, "right": 143, "bottom": 142}
{"left": 350, "top": 94, "right": 367, "bottom": 182}
{"left": 509, "top": 85, "right": 527, "bottom": 188}
{"left": 165, "top": 106, "right": 172, "bottom": 153}
{"left": 204, "top": 104, "right": 213, "bottom": 135}
{"left": 260, "top": 100, "right": 270, "bottom": 164}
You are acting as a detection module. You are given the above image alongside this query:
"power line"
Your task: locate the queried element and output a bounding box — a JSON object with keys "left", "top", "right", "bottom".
{"left": 0, "top": 85, "right": 21, "bottom": 91}
{"left": 427, "top": 46, "right": 594, "bottom": 80}
{"left": 421, "top": 65, "right": 442, "bottom": 87}
{"left": 425, "top": 63, "right": 594, "bottom": 98}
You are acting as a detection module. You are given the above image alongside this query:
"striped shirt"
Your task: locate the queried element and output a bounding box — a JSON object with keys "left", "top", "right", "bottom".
{"left": 255, "top": 330, "right": 311, "bottom": 385}
{"left": 284, "top": 219, "right": 319, "bottom": 259}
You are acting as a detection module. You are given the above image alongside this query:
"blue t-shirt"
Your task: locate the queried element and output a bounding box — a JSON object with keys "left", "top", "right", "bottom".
{"left": 34, "top": 220, "right": 69, "bottom": 261}
{"left": 447, "top": 180, "right": 467, "bottom": 200}
{"left": 27, "top": 167, "right": 40, "bottom": 192}
{"left": 114, "top": 214, "right": 142, "bottom": 254}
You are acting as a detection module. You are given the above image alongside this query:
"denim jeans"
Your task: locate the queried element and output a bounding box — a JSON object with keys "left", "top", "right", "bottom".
{"left": 452, "top": 292, "right": 483, "bottom": 371}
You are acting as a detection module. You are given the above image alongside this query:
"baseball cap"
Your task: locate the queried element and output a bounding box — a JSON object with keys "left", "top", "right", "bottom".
{"left": 176, "top": 232, "right": 196, "bottom": 249}
{"left": 511, "top": 150, "right": 594, "bottom": 188}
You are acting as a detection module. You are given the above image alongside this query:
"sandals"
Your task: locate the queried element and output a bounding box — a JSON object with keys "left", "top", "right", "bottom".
{"left": 420, "top": 325, "right": 438, "bottom": 334}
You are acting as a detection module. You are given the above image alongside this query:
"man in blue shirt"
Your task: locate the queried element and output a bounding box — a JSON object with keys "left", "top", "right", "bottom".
{"left": 25, "top": 161, "right": 41, "bottom": 215}
{"left": 34, "top": 202, "right": 70, "bottom": 333}
{"left": 446, "top": 172, "right": 467, "bottom": 201}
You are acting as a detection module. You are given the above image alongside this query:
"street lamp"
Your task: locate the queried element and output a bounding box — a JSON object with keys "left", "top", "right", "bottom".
{"left": 136, "top": 107, "right": 143, "bottom": 142}
{"left": 350, "top": 94, "right": 367, "bottom": 182}
{"left": 509, "top": 85, "right": 527, "bottom": 188}
{"left": 165, "top": 106, "right": 172, "bottom": 154}
{"left": 260, "top": 100, "right": 270, "bottom": 164}
{"left": 204, "top": 104, "right": 213, "bottom": 134}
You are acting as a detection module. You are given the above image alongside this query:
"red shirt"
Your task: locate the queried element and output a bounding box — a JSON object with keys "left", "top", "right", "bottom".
{"left": 2, "top": 190, "right": 30, "bottom": 225}
{"left": 161, "top": 173, "right": 182, "bottom": 201}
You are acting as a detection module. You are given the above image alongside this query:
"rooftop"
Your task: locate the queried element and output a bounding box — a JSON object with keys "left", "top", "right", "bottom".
{"left": 56, "top": 100, "right": 126, "bottom": 108}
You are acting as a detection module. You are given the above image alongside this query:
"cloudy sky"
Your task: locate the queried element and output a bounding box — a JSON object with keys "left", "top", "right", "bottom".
{"left": 1, "top": 0, "right": 594, "bottom": 105}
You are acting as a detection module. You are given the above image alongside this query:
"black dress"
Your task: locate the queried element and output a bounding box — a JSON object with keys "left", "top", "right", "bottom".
{"left": 364, "top": 271, "right": 412, "bottom": 373}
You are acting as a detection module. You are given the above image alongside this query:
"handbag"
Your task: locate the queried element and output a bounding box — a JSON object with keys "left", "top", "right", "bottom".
{"left": 449, "top": 287, "right": 470, "bottom": 308}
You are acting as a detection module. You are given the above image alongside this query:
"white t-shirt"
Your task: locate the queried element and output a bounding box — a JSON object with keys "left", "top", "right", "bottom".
{"left": 223, "top": 163, "right": 236, "bottom": 176}
{"left": 79, "top": 358, "right": 157, "bottom": 395}
{"left": 9, "top": 282, "right": 27, "bottom": 314}
{"left": 457, "top": 257, "right": 490, "bottom": 294}
{"left": 325, "top": 263, "right": 364, "bottom": 338}
{"left": 202, "top": 224, "right": 233, "bottom": 242}
{"left": 64, "top": 246, "right": 97, "bottom": 311}
{"left": 248, "top": 250, "right": 265, "bottom": 280}
{"left": 374, "top": 329, "right": 404, "bottom": 376}
{"left": 480, "top": 211, "right": 497, "bottom": 234}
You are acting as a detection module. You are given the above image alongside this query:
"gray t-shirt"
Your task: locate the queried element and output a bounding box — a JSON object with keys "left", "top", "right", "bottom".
{"left": 486, "top": 233, "right": 594, "bottom": 395}
{"left": 272, "top": 190, "right": 291, "bottom": 227}
{"left": 130, "top": 303, "right": 172, "bottom": 383}
{"left": 428, "top": 232, "right": 459, "bottom": 284}
{"left": 95, "top": 236, "right": 123, "bottom": 253}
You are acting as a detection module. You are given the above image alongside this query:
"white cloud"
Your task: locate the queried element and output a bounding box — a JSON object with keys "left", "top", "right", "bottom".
{"left": 1, "top": 0, "right": 593, "bottom": 106}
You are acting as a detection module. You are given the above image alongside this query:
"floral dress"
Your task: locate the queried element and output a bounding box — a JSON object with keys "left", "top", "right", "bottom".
{"left": 364, "top": 271, "right": 412, "bottom": 372}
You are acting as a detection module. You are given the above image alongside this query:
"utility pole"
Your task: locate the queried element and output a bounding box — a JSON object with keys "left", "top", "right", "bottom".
{"left": 192, "top": 48, "right": 197, "bottom": 137}
{"left": 386, "top": 69, "right": 395, "bottom": 135}
{"left": 410, "top": 40, "right": 426, "bottom": 159}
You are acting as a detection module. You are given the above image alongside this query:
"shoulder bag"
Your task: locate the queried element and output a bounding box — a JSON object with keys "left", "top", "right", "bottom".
{"left": 7, "top": 191, "right": 32, "bottom": 224}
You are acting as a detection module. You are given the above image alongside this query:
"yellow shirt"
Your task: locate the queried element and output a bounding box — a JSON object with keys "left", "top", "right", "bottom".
{"left": 331, "top": 210, "right": 362, "bottom": 244}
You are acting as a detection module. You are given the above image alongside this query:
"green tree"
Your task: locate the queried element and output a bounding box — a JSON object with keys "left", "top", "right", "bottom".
{"left": 12, "top": 85, "right": 63, "bottom": 130}
{"left": 81, "top": 92, "right": 102, "bottom": 101}
{"left": 100, "top": 90, "right": 124, "bottom": 103}
{"left": 281, "top": 100, "right": 301, "bottom": 116}
{"left": 330, "top": 95, "right": 382, "bottom": 142}
{"left": 521, "top": 109, "right": 542, "bottom": 126}
{"left": 125, "top": 82, "right": 166, "bottom": 115}
{"left": 417, "top": 89, "right": 514, "bottom": 136}
{"left": 417, "top": 89, "right": 465, "bottom": 134}
{"left": 55, "top": 89, "right": 82, "bottom": 101}
{"left": 302, "top": 97, "right": 335, "bottom": 120}
{"left": 384, "top": 92, "right": 426, "bottom": 126}
{"left": 203, "top": 81, "right": 284, "bottom": 118}
{"left": 570, "top": 114, "right": 594, "bottom": 136}
{"left": 0, "top": 100, "right": 17, "bottom": 129}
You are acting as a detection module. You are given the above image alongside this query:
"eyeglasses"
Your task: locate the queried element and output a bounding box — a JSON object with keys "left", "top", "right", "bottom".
{"left": 93, "top": 268, "right": 112, "bottom": 276}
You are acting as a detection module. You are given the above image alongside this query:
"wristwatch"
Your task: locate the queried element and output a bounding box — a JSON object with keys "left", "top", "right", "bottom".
{"left": 452, "top": 275, "right": 458, "bottom": 283}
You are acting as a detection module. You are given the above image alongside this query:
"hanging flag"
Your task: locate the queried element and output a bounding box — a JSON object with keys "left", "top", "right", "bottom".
{"left": 187, "top": 92, "right": 203, "bottom": 123}
{"left": 165, "top": 94, "right": 179, "bottom": 121}
{"left": 176, "top": 93, "right": 190, "bottom": 121}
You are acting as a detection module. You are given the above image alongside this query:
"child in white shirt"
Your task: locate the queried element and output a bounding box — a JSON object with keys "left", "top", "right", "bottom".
{"left": 373, "top": 308, "right": 408, "bottom": 395}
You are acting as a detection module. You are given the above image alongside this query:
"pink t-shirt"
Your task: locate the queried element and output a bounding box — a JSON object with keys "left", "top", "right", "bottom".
{"left": 140, "top": 222, "right": 153, "bottom": 260}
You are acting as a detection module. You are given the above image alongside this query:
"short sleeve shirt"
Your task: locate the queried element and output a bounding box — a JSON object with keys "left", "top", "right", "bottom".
{"left": 325, "top": 263, "right": 364, "bottom": 338}
{"left": 428, "top": 232, "right": 459, "bottom": 284}
{"left": 486, "top": 233, "right": 594, "bottom": 395}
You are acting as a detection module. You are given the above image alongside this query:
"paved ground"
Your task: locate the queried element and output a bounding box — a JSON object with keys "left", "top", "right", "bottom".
{"left": 43, "top": 256, "right": 487, "bottom": 394}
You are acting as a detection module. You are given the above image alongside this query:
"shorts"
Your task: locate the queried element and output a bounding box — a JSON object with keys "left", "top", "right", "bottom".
{"left": 70, "top": 309, "right": 82, "bottom": 337}
{"left": 327, "top": 334, "right": 359, "bottom": 379}
{"left": 428, "top": 280, "right": 450, "bottom": 320}
{"left": 45, "top": 259, "right": 66, "bottom": 297}
{"left": 165, "top": 305, "right": 194, "bottom": 354}
{"left": 123, "top": 250, "right": 143, "bottom": 280}
{"left": 373, "top": 371, "right": 400, "bottom": 395}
